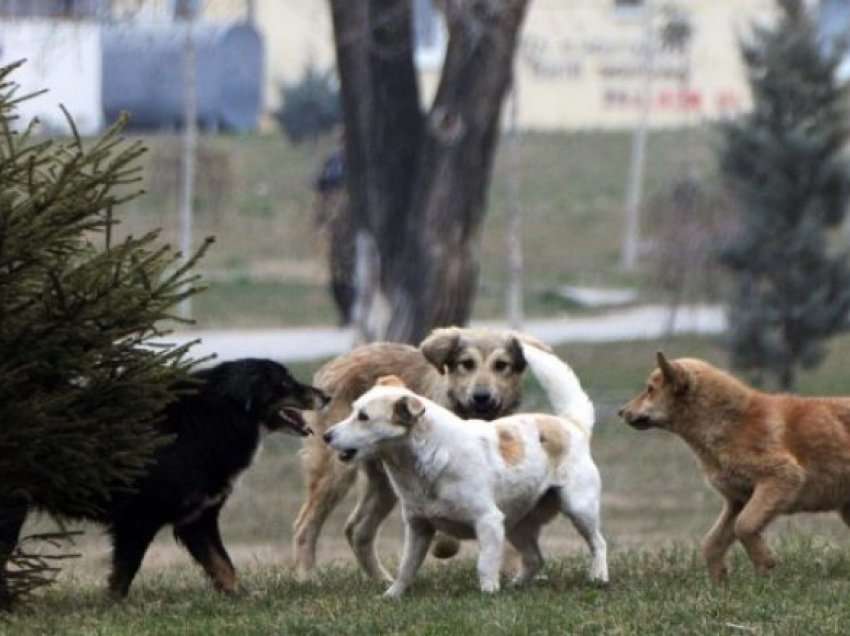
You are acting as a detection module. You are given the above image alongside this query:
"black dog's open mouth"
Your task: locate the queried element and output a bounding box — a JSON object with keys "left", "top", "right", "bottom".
{"left": 626, "top": 415, "right": 654, "bottom": 430}
{"left": 275, "top": 407, "right": 313, "bottom": 436}
{"left": 337, "top": 448, "right": 357, "bottom": 462}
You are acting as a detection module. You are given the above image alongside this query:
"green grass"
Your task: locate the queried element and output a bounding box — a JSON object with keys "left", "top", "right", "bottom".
{"left": 7, "top": 541, "right": 850, "bottom": 635}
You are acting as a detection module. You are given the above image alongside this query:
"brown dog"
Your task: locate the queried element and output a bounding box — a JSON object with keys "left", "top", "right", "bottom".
{"left": 293, "top": 327, "right": 548, "bottom": 581}
{"left": 619, "top": 352, "right": 850, "bottom": 583}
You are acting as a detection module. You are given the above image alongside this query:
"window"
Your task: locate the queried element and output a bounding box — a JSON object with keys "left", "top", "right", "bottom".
{"left": 413, "top": 0, "right": 446, "bottom": 70}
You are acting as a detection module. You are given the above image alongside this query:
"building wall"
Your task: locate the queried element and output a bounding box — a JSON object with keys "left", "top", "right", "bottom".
{"left": 251, "top": 0, "right": 774, "bottom": 130}
{"left": 116, "top": 0, "right": 778, "bottom": 130}
{"left": 0, "top": 20, "right": 103, "bottom": 134}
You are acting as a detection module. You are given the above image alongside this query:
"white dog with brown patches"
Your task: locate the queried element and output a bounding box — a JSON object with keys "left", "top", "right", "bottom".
{"left": 323, "top": 344, "right": 608, "bottom": 597}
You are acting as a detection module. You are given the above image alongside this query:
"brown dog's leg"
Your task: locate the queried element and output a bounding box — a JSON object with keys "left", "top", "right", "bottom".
{"left": 840, "top": 504, "right": 850, "bottom": 527}
{"left": 733, "top": 478, "right": 800, "bottom": 574}
{"left": 344, "top": 461, "right": 397, "bottom": 582}
{"left": 175, "top": 506, "right": 237, "bottom": 594}
{"left": 293, "top": 435, "right": 358, "bottom": 581}
{"left": 702, "top": 499, "right": 743, "bottom": 583}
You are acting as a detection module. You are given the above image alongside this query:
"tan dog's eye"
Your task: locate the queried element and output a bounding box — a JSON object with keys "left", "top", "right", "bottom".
{"left": 460, "top": 359, "right": 475, "bottom": 372}
{"left": 357, "top": 411, "right": 369, "bottom": 422}
{"left": 493, "top": 360, "right": 508, "bottom": 373}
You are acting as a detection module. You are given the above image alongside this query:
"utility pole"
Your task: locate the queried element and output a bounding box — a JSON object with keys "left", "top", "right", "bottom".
{"left": 505, "top": 79, "right": 524, "bottom": 329}
{"left": 621, "top": 0, "right": 656, "bottom": 272}
{"left": 178, "top": 6, "right": 198, "bottom": 320}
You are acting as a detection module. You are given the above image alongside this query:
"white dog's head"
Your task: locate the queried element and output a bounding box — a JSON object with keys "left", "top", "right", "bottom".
{"left": 322, "top": 376, "right": 426, "bottom": 463}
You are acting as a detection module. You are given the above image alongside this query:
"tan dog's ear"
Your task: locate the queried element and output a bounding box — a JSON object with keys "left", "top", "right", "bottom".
{"left": 505, "top": 337, "right": 527, "bottom": 373}
{"left": 393, "top": 396, "right": 425, "bottom": 426}
{"left": 420, "top": 327, "right": 463, "bottom": 374}
{"left": 656, "top": 352, "right": 690, "bottom": 394}
{"left": 508, "top": 331, "right": 553, "bottom": 354}
{"left": 376, "top": 375, "right": 406, "bottom": 388}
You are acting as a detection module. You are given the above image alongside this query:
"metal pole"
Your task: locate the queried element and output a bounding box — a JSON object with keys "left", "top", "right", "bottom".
{"left": 621, "top": 0, "right": 655, "bottom": 272}
{"left": 178, "top": 14, "right": 197, "bottom": 320}
{"left": 506, "top": 79, "right": 524, "bottom": 329}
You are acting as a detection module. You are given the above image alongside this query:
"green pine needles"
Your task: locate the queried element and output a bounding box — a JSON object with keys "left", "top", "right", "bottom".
{"left": 720, "top": 0, "right": 850, "bottom": 389}
{"left": 0, "top": 61, "right": 212, "bottom": 607}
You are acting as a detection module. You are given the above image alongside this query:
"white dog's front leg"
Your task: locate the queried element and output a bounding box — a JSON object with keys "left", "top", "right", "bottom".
{"left": 475, "top": 511, "right": 506, "bottom": 593}
{"left": 384, "top": 517, "right": 434, "bottom": 599}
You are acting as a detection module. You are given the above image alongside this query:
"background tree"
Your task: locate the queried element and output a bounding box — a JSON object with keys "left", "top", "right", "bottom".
{"left": 0, "top": 62, "right": 211, "bottom": 608}
{"left": 329, "top": 0, "right": 531, "bottom": 344}
{"left": 718, "top": 0, "right": 850, "bottom": 389}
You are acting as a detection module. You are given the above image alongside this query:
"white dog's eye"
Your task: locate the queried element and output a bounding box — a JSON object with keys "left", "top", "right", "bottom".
{"left": 357, "top": 411, "right": 369, "bottom": 422}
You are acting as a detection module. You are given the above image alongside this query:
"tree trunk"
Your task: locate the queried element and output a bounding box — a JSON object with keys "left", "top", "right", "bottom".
{"left": 329, "top": 0, "right": 530, "bottom": 344}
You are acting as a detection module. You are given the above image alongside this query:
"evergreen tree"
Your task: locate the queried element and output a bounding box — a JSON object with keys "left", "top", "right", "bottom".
{"left": 0, "top": 61, "right": 212, "bottom": 608}
{"left": 719, "top": 0, "right": 850, "bottom": 389}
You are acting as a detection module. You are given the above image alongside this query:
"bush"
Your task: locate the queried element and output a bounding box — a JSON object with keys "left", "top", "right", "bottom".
{"left": 275, "top": 63, "right": 341, "bottom": 143}
{"left": 0, "top": 61, "right": 212, "bottom": 608}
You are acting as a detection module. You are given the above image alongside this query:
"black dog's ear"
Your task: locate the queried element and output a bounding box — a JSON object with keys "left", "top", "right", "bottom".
{"left": 420, "top": 328, "right": 463, "bottom": 374}
{"left": 393, "top": 395, "right": 425, "bottom": 427}
{"left": 505, "top": 336, "right": 527, "bottom": 373}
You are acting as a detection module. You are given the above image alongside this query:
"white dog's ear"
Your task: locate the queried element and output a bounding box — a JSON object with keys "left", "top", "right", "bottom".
{"left": 420, "top": 327, "right": 463, "bottom": 374}
{"left": 393, "top": 396, "right": 425, "bottom": 426}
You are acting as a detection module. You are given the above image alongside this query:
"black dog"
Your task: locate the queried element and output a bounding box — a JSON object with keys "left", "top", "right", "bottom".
{"left": 0, "top": 358, "right": 328, "bottom": 599}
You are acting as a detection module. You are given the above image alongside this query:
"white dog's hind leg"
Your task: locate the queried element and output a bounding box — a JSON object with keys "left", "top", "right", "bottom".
{"left": 559, "top": 483, "right": 608, "bottom": 584}
{"left": 384, "top": 518, "right": 434, "bottom": 599}
{"left": 475, "top": 511, "right": 506, "bottom": 593}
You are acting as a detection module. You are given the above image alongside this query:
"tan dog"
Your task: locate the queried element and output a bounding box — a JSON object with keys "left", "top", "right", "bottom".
{"left": 293, "top": 327, "right": 548, "bottom": 581}
{"left": 619, "top": 352, "right": 850, "bottom": 583}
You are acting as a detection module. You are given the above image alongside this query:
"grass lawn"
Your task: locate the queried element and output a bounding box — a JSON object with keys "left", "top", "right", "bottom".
{"left": 7, "top": 541, "right": 850, "bottom": 635}
{"left": 11, "top": 336, "right": 850, "bottom": 633}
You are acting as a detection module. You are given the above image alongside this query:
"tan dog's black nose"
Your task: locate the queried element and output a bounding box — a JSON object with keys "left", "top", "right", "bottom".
{"left": 617, "top": 408, "right": 625, "bottom": 418}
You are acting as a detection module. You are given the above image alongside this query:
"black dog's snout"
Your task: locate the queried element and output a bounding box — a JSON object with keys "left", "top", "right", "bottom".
{"left": 322, "top": 431, "right": 333, "bottom": 445}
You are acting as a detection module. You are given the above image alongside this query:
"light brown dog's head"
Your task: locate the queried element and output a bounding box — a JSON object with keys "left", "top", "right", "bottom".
{"left": 420, "top": 327, "right": 549, "bottom": 420}
{"left": 323, "top": 379, "right": 426, "bottom": 463}
{"left": 618, "top": 352, "right": 694, "bottom": 431}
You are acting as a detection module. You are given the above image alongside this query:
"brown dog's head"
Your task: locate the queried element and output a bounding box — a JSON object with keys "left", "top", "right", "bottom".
{"left": 420, "top": 327, "right": 546, "bottom": 420}
{"left": 618, "top": 352, "right": 693, "bottom": 431}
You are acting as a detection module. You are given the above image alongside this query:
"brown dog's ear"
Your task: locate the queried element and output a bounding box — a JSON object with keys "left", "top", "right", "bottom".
{"left": 656, "top": 351, "right": 690, "bottom": 394}
{"left": 420, "top": 328, "right": 462, "bottom": 374}
{"left": 376, "top": 375, "right": 406, "bottom": 388}
{"left": 506, "top": 337, "right": 527, "bottom": 373}
{"left": 393, "top": 395, "right": 425, "bottom": 426}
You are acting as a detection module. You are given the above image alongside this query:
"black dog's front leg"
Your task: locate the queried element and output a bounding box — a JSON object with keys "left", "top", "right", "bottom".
{"left": 0, "top": 500, "right": 28, "bottom": 610}
{"left": 174, "top": 504, "right": 237, "bottom": 593}
{"left": 108, "top": 519, "right": 161, "bottom": 599}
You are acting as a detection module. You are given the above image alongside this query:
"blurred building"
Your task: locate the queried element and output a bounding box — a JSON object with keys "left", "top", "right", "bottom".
{"left": 0, "top": 1, "right": 846, "bottom": 132}
{"left": 0, "top": 0, "right": 263, "bottom": 133}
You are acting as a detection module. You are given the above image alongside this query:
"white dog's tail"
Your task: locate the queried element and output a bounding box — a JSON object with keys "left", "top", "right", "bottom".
{"left": 521, "top": 343, "right": 595, "bottom": 436}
